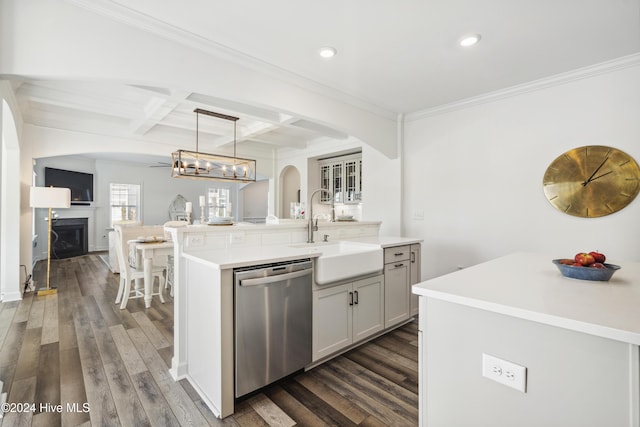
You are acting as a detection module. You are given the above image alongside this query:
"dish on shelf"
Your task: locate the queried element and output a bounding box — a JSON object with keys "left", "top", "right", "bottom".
{"left": 552, "top": 259, "right": 620, "bottom": 281}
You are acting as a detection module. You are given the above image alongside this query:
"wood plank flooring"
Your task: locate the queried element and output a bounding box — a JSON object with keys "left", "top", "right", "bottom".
{"left": 0, "top": 253, "right": 418, "bottom": 426}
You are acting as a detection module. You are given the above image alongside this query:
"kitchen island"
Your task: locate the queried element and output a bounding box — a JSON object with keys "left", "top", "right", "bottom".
{"left": 413, "top": 252, "right": 640, "bottom": 427}
{"left": 165, "top": 220, "right": 422, "bottom": 418}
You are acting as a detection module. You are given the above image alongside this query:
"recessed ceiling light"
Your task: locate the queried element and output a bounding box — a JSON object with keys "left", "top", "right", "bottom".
{"left": 318, "top": 46, "right": 337, "bottom": 59}
{"left": 459, "top": 34, "right": 481, "bottom": 47}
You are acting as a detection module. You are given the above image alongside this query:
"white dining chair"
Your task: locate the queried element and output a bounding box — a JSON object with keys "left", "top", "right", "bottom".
{"left": 114, "top": 227, "right": 165, "bottom": 309}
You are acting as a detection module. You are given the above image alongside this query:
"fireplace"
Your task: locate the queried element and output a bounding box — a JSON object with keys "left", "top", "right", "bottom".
{"left": 51, "top": 217, "right": 89, "bottom": 259}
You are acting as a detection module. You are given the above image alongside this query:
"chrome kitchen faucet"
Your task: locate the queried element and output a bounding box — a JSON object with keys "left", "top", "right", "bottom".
{"left": 307, "top": 188, "right": 332, "bottom": 243}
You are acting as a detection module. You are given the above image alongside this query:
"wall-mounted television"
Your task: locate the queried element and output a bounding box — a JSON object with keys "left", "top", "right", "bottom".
{"left": 44, "top": 167, "right": 94, "bottom": 205}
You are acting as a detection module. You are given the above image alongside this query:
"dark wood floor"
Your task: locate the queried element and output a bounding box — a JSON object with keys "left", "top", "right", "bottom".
{"left": 0, "top": 253, "right": 418, "bottom": 426}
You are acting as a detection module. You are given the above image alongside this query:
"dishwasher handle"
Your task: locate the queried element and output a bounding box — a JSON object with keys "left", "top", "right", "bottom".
{"left": 239, "top": 268, "right": 312, "bottom": 287}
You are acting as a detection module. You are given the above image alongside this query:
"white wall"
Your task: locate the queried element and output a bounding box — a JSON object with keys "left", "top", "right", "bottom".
{"left": 404, "top": 60, "right": 640, "bottom": 279}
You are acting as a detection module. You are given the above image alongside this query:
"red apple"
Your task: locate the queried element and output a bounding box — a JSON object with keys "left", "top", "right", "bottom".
{"left": 590, "top": 262, "right": 606, "bottom": 269}
{"left": 571, "top": 262, "right": 583, "bottom": 267}
{"left": 574, "top": 252, "right": 595, "bottom": 266}
{"left": 589, "top": 251, "right": 606, "bottom": 263}
{"left": 559, "top": 259, "right": 574, "bottom": 265}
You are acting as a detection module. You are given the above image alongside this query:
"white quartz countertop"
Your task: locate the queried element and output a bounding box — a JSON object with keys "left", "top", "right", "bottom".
{"left": 183, "top": 245, "right": 322, "bottom": 270}
{"left": 349, "top": 235, "right": 424, "bottom": 247}
{"left": 413, "top": 252, "right": 640, "bottom": 345}
{"left": 182, "top": 235, "right": 421, "bottom": 270}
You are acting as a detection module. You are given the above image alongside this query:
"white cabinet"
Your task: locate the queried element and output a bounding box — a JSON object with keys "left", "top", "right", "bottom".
{"left": 313, "top": 274, "right": 384, "bottom": 361}
{"left": 384, "top": 243, "right": 421, "bottom": 327}
{"left": 319, "top": 154, "right": 362, "bottom": 204}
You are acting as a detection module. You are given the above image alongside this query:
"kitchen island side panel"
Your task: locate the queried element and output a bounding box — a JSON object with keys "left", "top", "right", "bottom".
{"left": 423, "top": 297, "right": 635, "bottom": 427}
{"left": 185, "top": 258, "right": 234, "bottom": 418}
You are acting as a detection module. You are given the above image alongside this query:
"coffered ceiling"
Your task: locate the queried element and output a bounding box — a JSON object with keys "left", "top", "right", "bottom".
{"left": 10, "top": 0, "right": 640, "bottom": 162}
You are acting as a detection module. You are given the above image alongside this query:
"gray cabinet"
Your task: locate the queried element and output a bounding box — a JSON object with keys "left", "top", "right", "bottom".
{"left": 312, "top": 274, "right": 384, "bottom": 361}
{"left": 384, "top": 243, "right": 421, "bottom": 327}
{"left": 410, "top": 244, "right": 421, "bottom": 316}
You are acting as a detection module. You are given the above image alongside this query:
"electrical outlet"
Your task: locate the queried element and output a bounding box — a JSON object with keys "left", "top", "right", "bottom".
{"left": 412, "top": 210, "right": 425, "bottom": 220}
{"left": 230, "top": 232, "right": 245, "bottom": 245}
{"left": 482, "top": 353, "right": 527, "bottom": 393}
{"left": 186, "top": 235, "right": 204, "bottom": 247}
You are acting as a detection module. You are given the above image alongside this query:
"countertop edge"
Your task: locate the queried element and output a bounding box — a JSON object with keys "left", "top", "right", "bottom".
{"left": 182, "top": 236, "right": 422, "bottom": 270}
{"left": 183, "top": 250, "right": 320, "bottom": 270}
{"left": 350, "top": 236, "right": 424, "bottom": 247}
{"left": 412, "top": 277, "right": 640, "bottom": 346}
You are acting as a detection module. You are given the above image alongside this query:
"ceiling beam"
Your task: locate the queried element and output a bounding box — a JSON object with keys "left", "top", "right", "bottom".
{"left": 128, "top": 89, "right": 191, "bottom": 136}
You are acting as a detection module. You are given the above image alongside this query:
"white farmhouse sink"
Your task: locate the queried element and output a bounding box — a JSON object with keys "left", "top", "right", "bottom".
{"left": 290, "top": 241, "right": 383, "bottom": 285}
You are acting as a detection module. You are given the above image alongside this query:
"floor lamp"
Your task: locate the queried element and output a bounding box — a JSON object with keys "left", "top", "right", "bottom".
{"left": 30, "top": 186, "right": 71, "bottom": 296}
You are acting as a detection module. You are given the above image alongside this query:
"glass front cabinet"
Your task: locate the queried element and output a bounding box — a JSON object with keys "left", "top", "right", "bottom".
{"left": 319, "top": 154, "right": 362, "bottom": 204}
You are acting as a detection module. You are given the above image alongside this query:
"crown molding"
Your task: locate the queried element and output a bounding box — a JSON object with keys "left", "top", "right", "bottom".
{"left": 63, "top": 0, "right": 397, "bottom": 121}
{"left": 405, "top": 53, "right": 640, "bottom": 122}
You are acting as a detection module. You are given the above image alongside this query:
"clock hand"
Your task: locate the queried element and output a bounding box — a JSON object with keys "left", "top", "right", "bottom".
{"left": 582, "top": 156, "right": 609, "bottom": 186}
{"left": 588, "top": 170, "right": 614, "bottom": 182}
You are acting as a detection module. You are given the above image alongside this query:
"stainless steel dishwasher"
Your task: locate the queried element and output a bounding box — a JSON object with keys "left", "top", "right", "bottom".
{"left": 234, "top": 258, "right": 312, "bottom": 398}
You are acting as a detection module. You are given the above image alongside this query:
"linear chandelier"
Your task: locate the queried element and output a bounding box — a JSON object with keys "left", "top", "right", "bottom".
{"left": 171, "top": 108, "right": 257, "bottom": 182}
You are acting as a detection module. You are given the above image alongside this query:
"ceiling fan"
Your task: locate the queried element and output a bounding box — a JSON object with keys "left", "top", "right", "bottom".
{"left": 149, "top": 161, "right": 173, "bottom": 168}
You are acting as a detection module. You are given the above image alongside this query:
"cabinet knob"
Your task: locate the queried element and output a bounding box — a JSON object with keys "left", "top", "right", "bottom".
{"left": 394, "top": 263, "right": 404, "bottom": 268}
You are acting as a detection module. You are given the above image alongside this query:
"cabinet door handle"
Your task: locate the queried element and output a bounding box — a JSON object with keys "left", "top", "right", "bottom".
{"left": 394, "top": 252, "right": 404, "bottom": 257}
{"left": 354, "top": 290, "right": 359, "bottom": 305}
{"left": 349, "top": 291, "right": 353, "bottom": 306}
{"left": 394, "top": 263, "right": 404, "bottom": 268}
{"left": 411, "top": 252, "right": 416, "bottom": 263}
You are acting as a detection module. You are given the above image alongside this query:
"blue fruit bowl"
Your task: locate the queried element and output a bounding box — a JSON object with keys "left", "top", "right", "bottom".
{"left": 552, "top": 259, "right": 621, "bottom": 281}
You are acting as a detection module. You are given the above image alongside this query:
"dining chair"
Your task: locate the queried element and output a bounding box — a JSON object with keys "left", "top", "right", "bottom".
{"left": 114, "top": 227, "right": 165, "bottom": 309}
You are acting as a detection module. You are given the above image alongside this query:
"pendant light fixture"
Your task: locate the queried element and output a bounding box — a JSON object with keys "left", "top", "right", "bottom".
{"left": 171, "top": 108, "right": 257, "bottom": 182}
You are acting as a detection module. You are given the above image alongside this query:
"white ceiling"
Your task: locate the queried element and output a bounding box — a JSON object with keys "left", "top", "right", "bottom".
{"left": 12, "top": 0, "right": 640, "bottom": 162}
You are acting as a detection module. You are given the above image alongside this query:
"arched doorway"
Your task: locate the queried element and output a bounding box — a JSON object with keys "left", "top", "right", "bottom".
{"left": 1, "top": 99, "right": 22, "bottom": 301}
{"left": 280, "top": 166, "right": 300, "bottom": 218}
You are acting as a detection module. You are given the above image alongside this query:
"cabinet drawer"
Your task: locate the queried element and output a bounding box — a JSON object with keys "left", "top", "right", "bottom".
{"left": 384, "top": 245, "right": 410, "bottom": 263}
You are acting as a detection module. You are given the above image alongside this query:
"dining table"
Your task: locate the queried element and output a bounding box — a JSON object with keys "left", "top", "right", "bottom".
{"left": 130, "top": 240, "right": 174, "bottom": 308}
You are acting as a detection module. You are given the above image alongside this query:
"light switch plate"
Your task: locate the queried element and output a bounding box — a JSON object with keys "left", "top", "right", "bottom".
{"left": 482, "top": 353, "right": 527, "bottom": 393}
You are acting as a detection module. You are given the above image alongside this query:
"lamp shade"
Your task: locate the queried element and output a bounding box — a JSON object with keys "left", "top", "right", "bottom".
{"left": 30, "top": 187, "right": 71, "bottom": 208}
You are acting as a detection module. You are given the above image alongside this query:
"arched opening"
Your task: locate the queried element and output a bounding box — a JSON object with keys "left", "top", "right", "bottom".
{"left": 280, "top": 166, "right": 301, "bottom": 218}
{"left": 1, "top": 99, "right": 23, "bottom": 301}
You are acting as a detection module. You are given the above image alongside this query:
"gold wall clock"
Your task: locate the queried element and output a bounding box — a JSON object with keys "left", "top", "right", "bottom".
{"left": 543, "top": 145, "right": 640, "bottom": 218}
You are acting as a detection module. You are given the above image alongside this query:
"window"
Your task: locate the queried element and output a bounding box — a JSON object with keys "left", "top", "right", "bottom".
{"left": 110, "top": 183, "right": 140, "bottom": 227}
